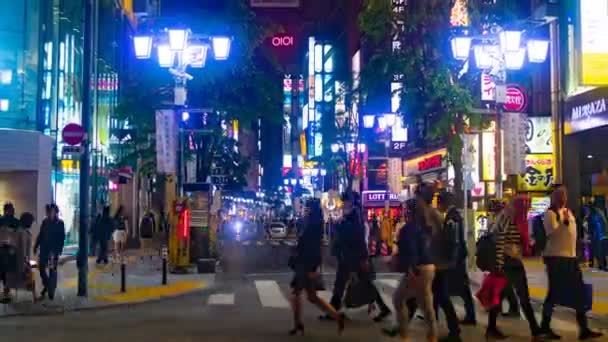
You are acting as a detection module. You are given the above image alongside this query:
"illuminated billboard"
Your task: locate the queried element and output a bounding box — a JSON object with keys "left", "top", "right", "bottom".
{"left": 580, "top": 0, "right": 608, "bottom": 85}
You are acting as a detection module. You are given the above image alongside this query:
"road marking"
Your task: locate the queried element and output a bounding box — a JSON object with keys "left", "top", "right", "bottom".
{"left": 208, "top": 293, "right": 235, "bottom": 305}
{"left": 377, "top": 279, "right": 399, "bottom": 289}
{"left": 254, "top": 280, "right": 290, "bottom": 308}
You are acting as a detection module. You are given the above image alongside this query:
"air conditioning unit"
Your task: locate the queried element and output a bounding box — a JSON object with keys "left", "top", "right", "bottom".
{"left": 250, "top": 0, "right": 300, "bottom": 8}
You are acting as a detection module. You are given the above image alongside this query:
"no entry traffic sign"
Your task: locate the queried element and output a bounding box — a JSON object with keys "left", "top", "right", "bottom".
{"left": 62, "top": 123, "right": 86, "bottom": 145}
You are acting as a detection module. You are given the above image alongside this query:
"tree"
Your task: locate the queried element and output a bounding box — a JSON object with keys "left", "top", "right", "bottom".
{"left": 114, "top": 0, "right": 283, "bottom": 189}
{"left": 359, "top": 0, "right": 478, "bottom": 205}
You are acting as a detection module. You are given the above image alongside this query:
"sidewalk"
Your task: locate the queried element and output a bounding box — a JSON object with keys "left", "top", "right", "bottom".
{"left": 1, "top": 249, "right": 213, "bottom": 317}
{"left": 470, "top": 257, "right": 608, "bottom": 317}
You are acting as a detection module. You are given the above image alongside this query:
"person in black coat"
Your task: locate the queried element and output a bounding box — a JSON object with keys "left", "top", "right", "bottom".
{"left": 289, "top": 199, "right": 343, "bottom": 336}
{"left": 34, "top": 204, "right": 65, "bottom": 300}
{"left": 93, "top": 206, "right": 113, "bottom": 265}
{"left": 0, "top": 203, "right": 20, "bottom": 228}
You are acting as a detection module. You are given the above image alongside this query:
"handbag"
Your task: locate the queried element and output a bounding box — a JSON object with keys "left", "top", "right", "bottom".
{"left": 475, "top": 272, "right": 507, "bottom": 311}
{"left": 344, "top": 273, "right": 375, "bottom": 308}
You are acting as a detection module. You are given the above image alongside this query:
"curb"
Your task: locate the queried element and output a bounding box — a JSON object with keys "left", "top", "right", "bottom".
{"left": 0, "top": 278, "right": 216, "bottom": 319}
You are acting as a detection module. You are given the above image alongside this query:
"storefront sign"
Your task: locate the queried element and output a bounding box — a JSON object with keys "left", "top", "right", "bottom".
{"left": 517, "top": 154, "right": 554, "bottom": 192}
{"left": 155, "top": 110, "right": 178, "bottom": 174}
{"left": 481, "top": 131, "right": 496, "bottom": 181}
{"left": 580, "top": 0, "right": 608, "bottom": 85}
{"left": 565, "top": 87, "right": 608, "bottom": 134}
{"left": 462, "top": 133, "right": 480, "bottom": 190}
{"left": 502, "top": 85, "right": 528, "bottom": 113}
{"left": 271, "top": 35, "right": 294, "bottom": 47}
{"left": 362, "top": 191, "right": 401, "bottom": 207}
{"left": 525, "top": 117, "right": 552, "bottom": 153}
{"left": 481, "top": 72, "right": 495, "bottom": 101}
{"left": 404, "top": 149, "right": 447, "bottom": 176}
{"left": 502, "top": 112, "right": 527, "bottom": 175}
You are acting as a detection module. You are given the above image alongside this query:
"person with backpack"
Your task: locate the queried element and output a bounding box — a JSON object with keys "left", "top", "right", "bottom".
{"left": 487, "top": 197, "right": 542, "bottom": 341}
{"left": 416, "top": 184, "right": 462, "bottom": 342}
{"left": 438, "top": 191, "right": 476, "bottom": 326}
{"left": 383, "top": 199, "right": 437, "bottom": 342}
{"left": 540, "top": 186, "right": 603, "bottom": 340}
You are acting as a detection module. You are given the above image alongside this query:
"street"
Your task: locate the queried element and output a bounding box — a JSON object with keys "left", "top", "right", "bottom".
{"left": 2, "top": 239, "right": 607, "bottom": 341}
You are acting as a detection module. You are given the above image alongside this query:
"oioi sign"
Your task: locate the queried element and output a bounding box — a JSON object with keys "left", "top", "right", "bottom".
{"left": 502, "top": 84, "right": 528, "bottom": 113}
{"left": 271, "top": 35, "right": 294, "bottom": 47}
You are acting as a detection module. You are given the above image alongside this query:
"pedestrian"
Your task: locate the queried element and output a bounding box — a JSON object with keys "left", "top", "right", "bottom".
{"left": 113, "top": 206, "right": 128, "bottom": 258}
{"left": 288, "top": 199, "right": 344, "bottom": 336}
{"left": 323, "top": 191, "right": 391, "bottom": 322}
{"left": 588, "top": 203, "right": 607, "bottom": 270}
{"left": 487, "top": 197, "right": 542, "bottom": 341}
{"left": 34, "top": 204, "right": 65, "bottom": 300}
{"left": 540, "top": 186, "right": 603, "bottom": 340}
{"left": 1, "top": 203, "right": 20, "bottom": 228}
{"left": 438, "top": 191, "right": 476, "bottom": 326}
{"left": 93, "top": 206, "right": 113, "bottom": 265}
{"left": 416, "top": 184, "right": 462, "bottom": 342}
{"left": 383, "top": 199, "right": 437, "bottom": 342}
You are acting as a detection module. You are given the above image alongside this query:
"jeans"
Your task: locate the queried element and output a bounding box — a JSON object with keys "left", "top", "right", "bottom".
{"left": 488, "top": 257, "right": 540, "bottom": 336}
{"left": 433, "top": 268, "right": 461, "bottom": 336}
{"left": 330, "top": 262, "right": 389, "bottom": 313}
{"left": 393, "top": 265, "right": 437, "bottom": 338}
{"left": 542, "top": 256, "right": 589, "bottom": 332}
{"left": 97, "top": 238, "right": 109, "bottom": 264}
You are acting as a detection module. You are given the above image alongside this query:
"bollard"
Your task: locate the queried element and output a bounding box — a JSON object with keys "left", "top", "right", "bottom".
{"left": 161, "top": 246, "right": 168, "bottom": 285}
{"left": 120, "top": 256, "right": 126, "bottom": 293}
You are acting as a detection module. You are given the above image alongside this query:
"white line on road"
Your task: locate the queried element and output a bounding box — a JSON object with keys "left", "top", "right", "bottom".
{"left": 255, "top": 280, "right": 290, "bottom": 308}
{"left": 208, "top": 293, "right": 235, "bottom": 305}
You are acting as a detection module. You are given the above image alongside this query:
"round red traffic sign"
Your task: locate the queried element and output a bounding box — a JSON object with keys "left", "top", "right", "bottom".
{"left": 502, "top": 85, "right": 528, "bottom": 113}
{"left": 62, "top": 123, "right": 86, "bottom": 146}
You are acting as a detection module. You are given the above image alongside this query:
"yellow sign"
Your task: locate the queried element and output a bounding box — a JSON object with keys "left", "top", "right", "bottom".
{"left": 580, "top": 0, "right": 608, "bottom": 85}
{"left": 300, "top": 132, "right": 307, "bottom": 156}
{"left": 517, "top": 154, "right": 554, "bottom": 192}
{"left": 481, "top": 132, "right": 496, "bottom": 181}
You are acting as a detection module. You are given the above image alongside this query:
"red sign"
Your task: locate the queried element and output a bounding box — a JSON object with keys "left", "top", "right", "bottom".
{"left": 503, "top": 85, "right": 528, "bottom": 112}
{"left": 418, "top": 154, "right": 443, "bottom": 172}
{"left": 62, "top": 123, "right": 86, "bottom": 146}
{"left": 271, "top": 35, "right": 294, "bottom": 47}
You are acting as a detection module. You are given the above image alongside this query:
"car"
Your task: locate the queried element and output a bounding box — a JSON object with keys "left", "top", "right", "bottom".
{"left": 268, "top": 222, "right": 287, "bottom": 239}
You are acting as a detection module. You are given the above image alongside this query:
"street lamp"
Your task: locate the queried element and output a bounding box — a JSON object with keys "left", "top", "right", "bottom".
{"left": 330, "top": 143, "right": 340, "bottom": 153}
{"left": 134, "top": 35, "right": 153, "bottom": 59}
{"left": 212, "top": 36, "right": 232, "bottom": 60}
{"left": 450, "top": 27, "right": 549, "bottom": 198}
{"left": 363, "top": 114, "right": 375, "bottom": 129}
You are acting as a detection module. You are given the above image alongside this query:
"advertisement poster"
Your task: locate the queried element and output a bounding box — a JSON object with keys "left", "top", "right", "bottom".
{"left": 517, "top": 154, "right": 554, "bottom": 192}
{"left": 462, "top": 134, "right": 479, "bottom": 190}
{"left": 474, "top": 211, "right": 489, "bottom": 240}
{"left": 525, "top": 117, "right": 552, "bottom": 154}
{"left": 528, "top": 196, "right": 550, "bottom": 220}
{"left": 502, "top": 112, "right": 527, "bottom": 175}
{"left": 580, "top": 0, "right": 608, "bottom": 85}
{"left": 481, "top": 131, "right": 496, "bottom": 181}
{"left": 155, "top": 110, "right": 177, "bottom": 174}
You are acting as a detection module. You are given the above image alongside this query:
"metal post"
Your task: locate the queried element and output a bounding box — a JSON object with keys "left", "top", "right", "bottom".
{"left": 290, "top": 74, "right": 299, "bottom": 213}
{"left": 77, "top": 0, "right": 94, "bottom": 297}
{"left": 495, "top": 105, "right": 503, "bottom": 198}
{"left": 121, "top": 258, "right": 126, "bottom": 293}
{"left": 549, "top": 19, "right": 562, "bottom": 185}
{"left": 162, "top": 246, "right": 168, "bottom": 285}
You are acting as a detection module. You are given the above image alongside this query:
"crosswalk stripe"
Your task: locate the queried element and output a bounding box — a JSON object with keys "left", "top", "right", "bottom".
{"left": 208, "top": 293, "right": 235, "bottom": 305}
{"left": 255, "top": 280, "right": 290, "bottom": 308}
{"left": 377, "top": 279, "right": 399, "bottom": 289}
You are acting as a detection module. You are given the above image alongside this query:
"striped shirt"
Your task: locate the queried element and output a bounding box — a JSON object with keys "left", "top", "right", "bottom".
{"left": 494, "top": 214, "right": 522, "bottom": 268}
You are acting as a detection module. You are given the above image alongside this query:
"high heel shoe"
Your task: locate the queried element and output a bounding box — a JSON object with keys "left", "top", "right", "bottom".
{"left": 337, "top": 313, "right": 346, "bottom": 335}
{"left": 289, "top": 324, "right": 304, "bottom": 336}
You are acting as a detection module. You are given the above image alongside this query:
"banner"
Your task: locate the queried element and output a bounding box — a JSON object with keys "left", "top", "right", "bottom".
{"left": 481, "top": 131, "right": 496, "bottom": 181}
{"left": 388, "top": 158, "right": 403, "bottom": 194}
{"left": 462, "top": 134, "right": 479, "bottom": 190}
{"left": 517, "top": 154, "right": 554, "bottom": 192}
{"left": 525, "top": 117, "right": 552, "bottom": 154}
{"left": 502, "top": 113, "right": 527, "bottom": 175}
{"left": 155, "top": 110, "right": 177, "bottom": 174}
{"left": 580, "top": 0, "right": 608, "bottom": 85}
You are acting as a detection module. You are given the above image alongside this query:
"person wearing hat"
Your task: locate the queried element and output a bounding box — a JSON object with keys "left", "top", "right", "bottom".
{"left": 34, "top": 204, "right": 65, "bottom": 300}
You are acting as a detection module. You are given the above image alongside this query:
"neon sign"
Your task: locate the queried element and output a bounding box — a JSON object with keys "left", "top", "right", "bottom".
{"left": 272, "top": 35, "right": 294, "bottom": 47}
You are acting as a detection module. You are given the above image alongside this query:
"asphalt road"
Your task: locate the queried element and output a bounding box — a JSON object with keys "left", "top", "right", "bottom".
{"left": 1, "top": 239, "right": 607, "bottom": 341}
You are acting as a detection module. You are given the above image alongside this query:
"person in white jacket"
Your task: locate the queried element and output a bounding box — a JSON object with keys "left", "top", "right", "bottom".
{"left": 540, "top": 186, "right": 602, "bottom": 340}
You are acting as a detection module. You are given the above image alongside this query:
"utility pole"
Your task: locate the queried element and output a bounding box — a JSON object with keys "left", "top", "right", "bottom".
{"left": 78, "top": 0, "right": 94, "bottom": 297}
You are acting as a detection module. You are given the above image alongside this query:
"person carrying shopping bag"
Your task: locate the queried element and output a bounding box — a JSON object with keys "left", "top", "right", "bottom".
{"left": 540, "top": 186, "right": 603, "bottom": 340}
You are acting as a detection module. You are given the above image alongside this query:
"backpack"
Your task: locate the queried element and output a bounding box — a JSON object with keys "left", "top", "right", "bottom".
{"left": 475, "top": 232, "right": 497, "bottom": 272}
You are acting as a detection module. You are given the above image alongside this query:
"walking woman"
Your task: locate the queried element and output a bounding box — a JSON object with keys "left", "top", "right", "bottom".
{"left": 113, "top": 206, "right": 128, "bottom": 258}
{"left": 289, "top": 199, "right": 344, "bottom": 336}
{"left": 383, "top": 199, "right": 437, "bottom": 342}
{"left": 541, "top": 186, "right": 603, "bottom": 340}
{"left": 487, "top": 197, "right": 542, "bottom": 341}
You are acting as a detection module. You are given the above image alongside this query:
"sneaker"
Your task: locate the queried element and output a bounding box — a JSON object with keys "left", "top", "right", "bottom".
{"left": 579, "top": 330, "right": 603, "bottom": 340}
{"left": 373, "top": 309, "right": 391, "bottom": 322}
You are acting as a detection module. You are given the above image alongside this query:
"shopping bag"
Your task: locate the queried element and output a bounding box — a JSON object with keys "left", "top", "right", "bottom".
{"left": 344, "top": 274, "right": 375, "bottom": 308}
{"left": 475, "top": 273, "right": 507, "bottom": 311}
